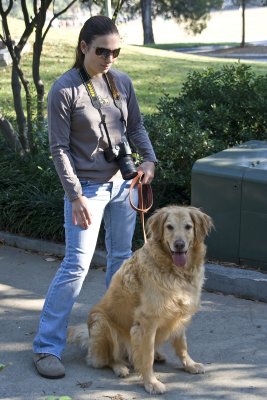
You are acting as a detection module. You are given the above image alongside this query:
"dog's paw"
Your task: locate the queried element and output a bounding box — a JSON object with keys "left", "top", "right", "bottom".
{"left": 144, "top": 377, "right": 166, "bottom": 394}
{"left": 154, "top": 351, "right": 166, "bottom": 363}
{"left": 112, "top": 363, "right": 130, "bottom": 378}
{"left": 184, "top": 362, "right": 205, "bottom": 374}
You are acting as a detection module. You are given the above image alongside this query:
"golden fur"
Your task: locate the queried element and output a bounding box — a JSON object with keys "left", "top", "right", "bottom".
{"left": 68, "top": 205, "right": 213, "bottom": 394}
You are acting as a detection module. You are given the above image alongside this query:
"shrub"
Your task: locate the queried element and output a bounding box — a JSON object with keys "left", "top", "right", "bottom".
{"left": 146, "top": 64, "right": 267, "bottom": 207}
{"left": 0, "top": 144, "right": 65, "bottom": 242}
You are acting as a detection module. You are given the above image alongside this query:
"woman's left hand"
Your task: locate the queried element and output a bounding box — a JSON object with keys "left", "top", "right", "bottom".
{"left": 137, "top": 161, "right": 156, "bottom": 184}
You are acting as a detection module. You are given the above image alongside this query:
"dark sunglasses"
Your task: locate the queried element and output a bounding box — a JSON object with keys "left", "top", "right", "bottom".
{"left": 94, "top": 47, "right": 121, "bottom": 59}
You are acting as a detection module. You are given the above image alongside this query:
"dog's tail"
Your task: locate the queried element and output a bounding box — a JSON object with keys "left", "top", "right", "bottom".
{"left": 67, "top": 325, "right": 89, "bottom": 351}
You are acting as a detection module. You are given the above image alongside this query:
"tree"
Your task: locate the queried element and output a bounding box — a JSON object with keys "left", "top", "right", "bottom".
{"left": 140, "top": 0, "right": 224, "bottom": 44}
{"left": 81, "top": 0, "right": 128, "bottom": 21}
{"left": 230, "top": 0, "right": 267, "bottom": 47}
{"left": 141, "top": 0, "right": 154, "bottom": 44}
{"left": 0, "top": 0, "right": 78, "bottom": 156}
{"left": 241, "top": 0, "right": 246, "bottom": 46}
{"left": 112, "top": 0, "right": 127, "bottom": 21}
{"left": 231, "top": 0, "right": 247, "bottom": 47}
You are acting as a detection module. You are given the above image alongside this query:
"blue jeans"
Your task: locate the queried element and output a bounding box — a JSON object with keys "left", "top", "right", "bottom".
{"left": 33, "top": 179, "right": 138, "bottom": 358}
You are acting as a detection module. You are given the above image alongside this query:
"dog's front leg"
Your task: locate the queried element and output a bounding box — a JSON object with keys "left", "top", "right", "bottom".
{"left": 172, "top": 329, "right": 205, "bottom": 374}
{"left": 130, "top": 319, "right": 166, "bottom": 394}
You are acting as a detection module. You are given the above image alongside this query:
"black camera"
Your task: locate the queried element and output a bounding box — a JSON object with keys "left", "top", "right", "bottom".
{"left": 104, "top": 141, "right": 138, "bottom": 180}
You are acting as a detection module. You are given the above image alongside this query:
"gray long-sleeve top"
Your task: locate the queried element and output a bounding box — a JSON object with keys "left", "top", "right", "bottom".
{"left": 48, "top": 67, "right": 157, "bottom": 201}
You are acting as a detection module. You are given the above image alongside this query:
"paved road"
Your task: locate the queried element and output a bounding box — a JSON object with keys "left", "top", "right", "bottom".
{"left": 1, "top": 245, "right": 267, "bottom": 400}
{"left": 174, "top": 44, "right": 267, "bottom": 62}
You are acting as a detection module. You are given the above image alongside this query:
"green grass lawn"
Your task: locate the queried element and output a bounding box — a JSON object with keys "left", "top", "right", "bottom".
{"left": 1, "top": 18, "right": 267, "bottom": 116}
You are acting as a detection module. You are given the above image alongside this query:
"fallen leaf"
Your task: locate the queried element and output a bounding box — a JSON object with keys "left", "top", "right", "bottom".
{"left": 76, "top": 381, "right": 92, "bottom": 389}
{"left": 24, "top": 331, "right": 34, "bottom": 336}
{"left": 45, "top": 257, "right": 57, "bottom": 262}
{"left": 45, "top": 397, "right": 72, "bottom": 400}
{"left": 0, "top": 362, "right": 11, "bottom": 371}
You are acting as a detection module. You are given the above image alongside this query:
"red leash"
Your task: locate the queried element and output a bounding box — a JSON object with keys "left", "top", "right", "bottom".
{"left": 129, "top": 171, "right": 153, "bottom": 243}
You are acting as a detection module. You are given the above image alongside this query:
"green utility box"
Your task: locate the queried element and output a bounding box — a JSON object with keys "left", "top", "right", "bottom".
{"left": 191, "top": 140, "right": 267, "bottom": 270}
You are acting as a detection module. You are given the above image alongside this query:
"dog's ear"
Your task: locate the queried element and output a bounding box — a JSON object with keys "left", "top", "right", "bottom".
{"left": 146, "top": 208, "right": 169, "bottom": 241}
{"left": 188, "top": 207, "right": 214, "bottom": 243}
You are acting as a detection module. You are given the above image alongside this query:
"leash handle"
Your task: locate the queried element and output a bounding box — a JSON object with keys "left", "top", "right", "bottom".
{"left": 129, "top": 171, "right": 153, "bottom": 243}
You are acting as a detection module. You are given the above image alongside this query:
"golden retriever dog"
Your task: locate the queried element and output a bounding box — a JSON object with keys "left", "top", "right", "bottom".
{"left": 68, "top": 205, "right": 213, "bottom": 394}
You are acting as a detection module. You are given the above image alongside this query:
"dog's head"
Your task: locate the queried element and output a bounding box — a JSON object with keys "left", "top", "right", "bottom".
{"left": 146, "top": 205, "right": 213, "bottom": 268}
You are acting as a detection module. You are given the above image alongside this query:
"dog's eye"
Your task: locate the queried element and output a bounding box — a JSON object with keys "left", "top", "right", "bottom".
{"left": 185, "top": 224, "right": 193, "bottom": 230}
{"left": 166, "top": 224, "right": 174, "bottom": 230}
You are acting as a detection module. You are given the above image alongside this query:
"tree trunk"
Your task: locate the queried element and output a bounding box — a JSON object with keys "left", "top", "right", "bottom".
{"left": 141, "top": 0, "right": 155, "bottom": 45}
{"left": 33, "top": 28, "right": 45, "bottom": 130}
{"left": 241, "top": 0, "right": 246, "bottom": 47}
{"left": 0, "top": 113, "right": 25, "bottom": 156}
{"left": 25, "top": 91, "right": 34, "bottom": 152}
{"left": 1, "top": 24, "right": 26, "bottom": 150}
{"left": 11, "top": 64, "right": 28, "bottom": 152}
{"left": 112, "top": 0, "right": 126, "bottom": 22}
{"left": 12, "top": 46, "right": 34, "bottom": 153}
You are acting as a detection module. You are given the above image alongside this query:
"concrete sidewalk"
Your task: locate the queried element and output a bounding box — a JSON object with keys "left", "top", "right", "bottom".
{"left": 1, "top": 244, "right": 267, "bottom": 400}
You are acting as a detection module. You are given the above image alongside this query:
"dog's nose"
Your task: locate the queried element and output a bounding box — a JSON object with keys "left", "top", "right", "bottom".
{"left": 174, "top": 240, "right": 185, "bottom": 252}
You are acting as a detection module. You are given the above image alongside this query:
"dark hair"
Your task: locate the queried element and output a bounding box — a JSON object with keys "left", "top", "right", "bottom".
{"left": 73, "top": 15, "right": 119, "bottom": 68}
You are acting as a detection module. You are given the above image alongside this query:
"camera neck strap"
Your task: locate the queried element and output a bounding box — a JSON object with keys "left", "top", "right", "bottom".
{"left": 105, "top": 71, "right": 126, "bottom": 127}
{"left": 79, "top": 66, "right": 126, "bottom": 145}
{"left": 79, "top": 66, "right": 111, "bottom": 148}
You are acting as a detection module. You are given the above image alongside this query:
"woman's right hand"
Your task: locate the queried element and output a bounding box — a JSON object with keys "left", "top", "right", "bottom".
{"left": 72, "top": 196, "right": 92, "bottom": 229}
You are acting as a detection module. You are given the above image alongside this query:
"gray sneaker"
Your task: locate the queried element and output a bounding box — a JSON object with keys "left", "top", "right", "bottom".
{"left": 33, "top": 353, "right": 65, "bottom": 379}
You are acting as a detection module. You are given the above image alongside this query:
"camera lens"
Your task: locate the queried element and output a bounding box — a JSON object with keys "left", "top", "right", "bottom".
{"left": 117, "top": 155, "right": 138, "bottom": 180}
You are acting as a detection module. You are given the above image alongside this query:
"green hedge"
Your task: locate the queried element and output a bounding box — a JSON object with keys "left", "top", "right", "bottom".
{"left": 0, "top": 149, "right": 65, "bottom": 241}
{"left": 146, "top": 63, "right": 267, "bottom": 206}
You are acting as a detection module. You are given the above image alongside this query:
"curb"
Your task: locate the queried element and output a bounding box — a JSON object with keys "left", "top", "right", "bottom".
{"left": 1, "top": 231, "right": 267, "bottom": 303}
{"left": 205, "top": 263, "right": 267, "bottom": 303}
{"left": 0, "top": 231, "right": 106, "bottom": 268}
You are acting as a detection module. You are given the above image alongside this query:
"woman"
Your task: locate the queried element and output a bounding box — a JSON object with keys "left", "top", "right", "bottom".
{"left": 33, "top": 15, "right": 157, "bottom": 379}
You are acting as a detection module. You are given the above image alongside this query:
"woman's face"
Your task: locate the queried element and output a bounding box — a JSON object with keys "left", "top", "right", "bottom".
{"left": 81, "top": 33, "right": 121, "bottom": 77}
